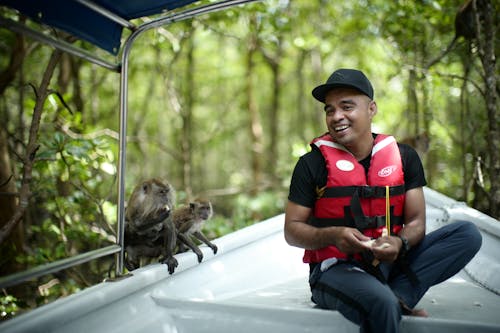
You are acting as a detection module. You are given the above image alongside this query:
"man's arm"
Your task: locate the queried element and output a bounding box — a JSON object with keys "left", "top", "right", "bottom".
{"left": 372, "top": 187, "right": 426, "bottom": 261}
{"left": 284, "top": 200, "right": 370, "bottom": 254}
{"left": 399, "top": 186, "right": 426, "bottom": 246}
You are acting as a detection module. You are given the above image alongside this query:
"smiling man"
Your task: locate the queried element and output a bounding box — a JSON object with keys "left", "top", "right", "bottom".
{"left": 284, "top": 68, "right": 482, "bottom": 333}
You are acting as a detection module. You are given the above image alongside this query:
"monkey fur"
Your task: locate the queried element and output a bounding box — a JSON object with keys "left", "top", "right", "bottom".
{"left": 173, "top": 199, "right": 218, "bottom": 263}
{"left": 455, "top": 0, "right": 476, "bottom": 40}
{"left": 124, "top": 178, "right": 178, "bottom": 274}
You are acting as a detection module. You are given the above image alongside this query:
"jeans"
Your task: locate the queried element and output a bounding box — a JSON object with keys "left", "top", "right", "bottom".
{"left": 309, "top": 221, "right": 482, "bottom": 333}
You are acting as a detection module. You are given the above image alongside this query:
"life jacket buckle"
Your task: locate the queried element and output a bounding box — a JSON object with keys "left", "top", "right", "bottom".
{"left": 359, "top": 186, "right": 376, "bottom": 198}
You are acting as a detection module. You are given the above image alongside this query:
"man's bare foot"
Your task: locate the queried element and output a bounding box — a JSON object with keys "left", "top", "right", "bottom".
{"left": 399, "top": 299, "right": 429, "bottom": 317}
{"left": 409, "top": 308, "right": 429, "bottom": 317}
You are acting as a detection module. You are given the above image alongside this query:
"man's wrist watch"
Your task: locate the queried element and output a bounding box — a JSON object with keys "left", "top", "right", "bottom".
{"left": 398, "top": 235, "right": 410, "bottom": 257}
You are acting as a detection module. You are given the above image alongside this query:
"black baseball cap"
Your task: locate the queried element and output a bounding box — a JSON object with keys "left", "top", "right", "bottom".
{"left": 312, "top": 68, "right": 374, "bottom": 102}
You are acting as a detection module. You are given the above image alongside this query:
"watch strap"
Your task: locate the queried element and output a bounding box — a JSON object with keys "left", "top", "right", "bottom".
{"left": 398, "top": 235, "right": 410, "bottom": 257}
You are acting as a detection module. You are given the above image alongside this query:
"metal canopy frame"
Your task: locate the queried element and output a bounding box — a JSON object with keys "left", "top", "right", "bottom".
{"left": 0, "top": 0, "right": 259, "bottom": 289}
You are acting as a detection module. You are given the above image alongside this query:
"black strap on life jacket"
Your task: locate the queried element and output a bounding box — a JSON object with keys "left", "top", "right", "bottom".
{"left": 346, "top": 190, "right": 387, "bottom": 283}
{"left": 395, "top": 255, "right": 419, "bottom": 286}
{"left": 310, "top": 207, "right": 403, "bottom": 230}
{"left": 321, "top": 184, "right": 405, "bottom": 199}
{"left": 359, "top": 252, "right": 388, "bottom": 283}
{"left": 350, "top": 190, "right": 403, "bottom": 234}
{"left": 310, "top": 184, "right": 405, "bottom": 230}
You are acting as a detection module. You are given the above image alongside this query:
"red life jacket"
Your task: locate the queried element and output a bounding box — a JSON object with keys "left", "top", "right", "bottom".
{"left": 303, "top": 133, "right": 406, "bottom": 264}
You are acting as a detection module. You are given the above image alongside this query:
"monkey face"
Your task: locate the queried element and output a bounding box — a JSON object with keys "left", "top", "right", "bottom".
{"left": 196, "top": 203, "right": 213, "bottom": 220}
{"left": 128, "top": 178, "right": 175, "bottom": 223}
{"left": 150, "top": 181, "right": 172, "bottom": 203}
{"left": 186, "top": 200, "right": 213, "bottom": 221}
{"left": 198, "top": 206, "right": 211, "bottom": 220}
{"left": 150, "top": 181, "right": 174, "bottom": 219}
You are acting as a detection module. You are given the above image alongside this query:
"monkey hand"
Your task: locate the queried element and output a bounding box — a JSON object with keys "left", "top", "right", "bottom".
{"left": 124, "top": 258, "right": 138, "bottom": 271}
{"left": 161, "top": 255, "right": 178, "bottom": 274}
{"left": 156, "top": 206, "right": 171, "bottom": 222}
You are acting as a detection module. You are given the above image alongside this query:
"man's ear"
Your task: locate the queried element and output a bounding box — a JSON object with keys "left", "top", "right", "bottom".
{"left": 368, "top": 100, "right": 378, "bottom": 119}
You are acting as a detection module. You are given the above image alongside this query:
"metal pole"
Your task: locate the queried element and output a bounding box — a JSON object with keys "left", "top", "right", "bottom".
{"left": 0, "top": 245, "right": 121, "bottom": 289}
{"left": 115, "top": 0, "right": 261, "bottom": 275}
{"left": 75, "top": 0, "right": 137, "bottom": 31}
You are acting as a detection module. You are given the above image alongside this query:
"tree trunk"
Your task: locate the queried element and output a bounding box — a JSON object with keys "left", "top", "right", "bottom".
{"left": 261, "top": 36, "right": 283, "bottom": 187}
{"left": 246, "top": 14, "right": 263, "bottom": 195}
{"left": 181, "top": 22, "right": 195, "bottom": 200}
{"left": 474, "top": 0, "right": 498, "bottom": 218}
{"left": 295, "top": 49, "right": 307, "bottom": 142}
{"left": 0, "top": 128, "right": 23, "bottom": 277}
{"left": 267, "top": 59, "right": 279, "bottom": 184}
{"left": 460, "top": 51, "right": 473, "bottom": 202}
{"left": 0, "top": 32, "right": 25, "bottom": 95}
{"left": 0, "top": 30, "right": 27, "bottom": 276}
{"left": 407, "top": 69, "right": 419, "bottom": 135}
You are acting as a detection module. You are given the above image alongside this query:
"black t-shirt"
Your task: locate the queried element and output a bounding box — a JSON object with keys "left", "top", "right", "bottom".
{"left": 288, "top": 135, "right": 427, "bottom": 208}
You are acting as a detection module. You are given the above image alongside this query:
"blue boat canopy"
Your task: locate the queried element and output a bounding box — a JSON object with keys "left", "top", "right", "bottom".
{"left": 0, "top": 0, "right": 200, "bottom": 54}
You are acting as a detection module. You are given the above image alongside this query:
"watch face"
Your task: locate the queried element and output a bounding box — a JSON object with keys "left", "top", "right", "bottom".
{"left": 399, "top": 236, "right": 410, "bottom": 252}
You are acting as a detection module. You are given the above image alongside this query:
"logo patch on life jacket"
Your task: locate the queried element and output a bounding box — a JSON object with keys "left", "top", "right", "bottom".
{"left": 378, "top": 165, "right": 397, "bottom": 177}
{"left": 336, "top": 160, "right": 355, "bottom": 171}
{"left": 316, "top": 185, "right": 326, "bottom": 198}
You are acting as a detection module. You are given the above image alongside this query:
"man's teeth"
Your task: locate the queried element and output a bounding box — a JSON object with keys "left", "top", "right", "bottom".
{"left": 335, "top": 125, "right": 349, "bottom": 131}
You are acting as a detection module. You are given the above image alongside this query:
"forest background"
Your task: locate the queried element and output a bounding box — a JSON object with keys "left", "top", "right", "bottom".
{"left": 0, "top": 0, "right": 498, "bottom": 319}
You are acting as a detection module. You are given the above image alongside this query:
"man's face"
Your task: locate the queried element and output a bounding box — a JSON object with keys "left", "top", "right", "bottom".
{"left": 323, "top": 87, "right": 377, "bottom": 148}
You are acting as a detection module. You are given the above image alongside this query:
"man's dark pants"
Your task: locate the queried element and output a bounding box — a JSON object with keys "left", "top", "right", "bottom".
{"left": 309, "top": 221, "right": 482, "bottom": 333}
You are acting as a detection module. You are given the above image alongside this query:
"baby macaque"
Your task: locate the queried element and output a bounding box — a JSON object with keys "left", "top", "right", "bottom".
{"left": 172, "top": 199, "right": 218, "bottom": 263}
{"left": 124, "top": 178, "right": 178, "bottom": 274}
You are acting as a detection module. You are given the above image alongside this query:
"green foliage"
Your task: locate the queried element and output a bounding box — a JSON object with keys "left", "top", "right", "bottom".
{"left": 203, "top": 215, "right": 233, "bottom": 238}
{"left": 0, "top": 295, "right": 19, "bottom": 320}
{"left": 26, "top": 130, "right": 117, "bottom": 260}
{"left": 202, "top": 191, "right": 285, "bottom": 241}
{"left": 232, "top": 191, "right": 285, "bottom": 228}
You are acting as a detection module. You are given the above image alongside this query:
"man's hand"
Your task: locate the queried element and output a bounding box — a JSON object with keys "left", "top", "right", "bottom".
{"left": 334, "top": 227, "right": 372, "bottom": 255}
{"left": 369, "top": 236, "right": 403, "bottom": 262}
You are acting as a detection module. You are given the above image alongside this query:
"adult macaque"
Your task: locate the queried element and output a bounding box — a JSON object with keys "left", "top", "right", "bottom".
{"left": 454, "top": 0, "right": 476, "bottom": 40}
{"left": 173, "top": 199, "right": 218, "bottom": 263}
{"left": 124, "top": 178, "right": 178, "bottom": 274}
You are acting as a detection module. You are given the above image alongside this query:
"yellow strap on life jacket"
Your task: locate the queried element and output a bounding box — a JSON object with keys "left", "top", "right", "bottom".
{"left": 371, "top": 186, "right": 391, "bottom": 267}
{"left": 385, "top": 185, "right": 390, "bottom": 235}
